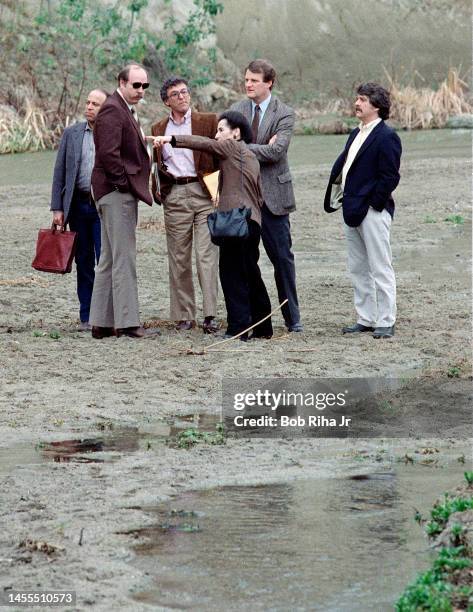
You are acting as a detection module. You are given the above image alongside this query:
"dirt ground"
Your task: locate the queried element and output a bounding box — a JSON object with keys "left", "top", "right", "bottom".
{"left": 0, "top": 132, "right": 471, "bottom": 610}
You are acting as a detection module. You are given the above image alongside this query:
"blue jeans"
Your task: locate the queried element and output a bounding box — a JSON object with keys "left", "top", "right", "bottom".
{"left": 68, "top": 194, "right": 101, "bottom": 322}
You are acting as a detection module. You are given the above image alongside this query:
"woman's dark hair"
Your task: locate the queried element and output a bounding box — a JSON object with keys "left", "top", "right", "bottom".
{"left": 218, "top": 110, "right": 253, "bottom": 144}
{"left": 356, "top": 82, "right": 391, "bottom": 120}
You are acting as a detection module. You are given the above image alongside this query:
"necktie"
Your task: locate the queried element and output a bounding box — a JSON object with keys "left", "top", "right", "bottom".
{"left": 251, "top": 105, "right": 260, "bottom": 143}
{"left": 131, "top": 107, "right": 151, "bottom": 158}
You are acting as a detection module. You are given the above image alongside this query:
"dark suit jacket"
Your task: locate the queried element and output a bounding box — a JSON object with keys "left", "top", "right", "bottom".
{"left": 324, "top": 120, "right": 402, "bottom": 227}
{"left": 50, "top": 121, "right": 87, "bottom": 224}
{"left": 92, "top": 91, "right": 152, "bottom": 205}
{"left": 150, "top": 111, "right": 218, "bottom": 204}
{"left": 231, "top": 96, "right": 296, "bottom": 215}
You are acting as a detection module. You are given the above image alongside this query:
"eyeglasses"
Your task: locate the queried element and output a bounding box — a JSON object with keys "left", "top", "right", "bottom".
{"left": 131, "top": 82, "right": 150, "bottom": 90}
{"left": 167, "top": 88, "right": 190, "bottom": 99}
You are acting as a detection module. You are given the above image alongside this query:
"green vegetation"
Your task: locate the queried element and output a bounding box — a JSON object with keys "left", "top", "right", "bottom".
{"left": 161, "top": 0, "right": 224, "bottom": 86}
{"left": 444, "top": 215, "right": 465, "bottom": 224}
{"left": 32, "top": 329, "right": 60, "bottom": 339}
{"left": 447, "top": 365, "right": 461, "bottom": 378}
{"left": 396, "top": 547, "right": 471, "bottom": 612}
{"left": 465, "top": 472, "right": 473, "bottom": 485}
{"left": 426, "top": 494, "right": 473, "bottom": 538}
{"left": 397, "top": 486, "right": 473, "bottom": 611}
{"left": 175, "top": 422, "right": 226, "bottom": 449}
{"left": 0, "top": 0, "right": 224, "bottom": 152}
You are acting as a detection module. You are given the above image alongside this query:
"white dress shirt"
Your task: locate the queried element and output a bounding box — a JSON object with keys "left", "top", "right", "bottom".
{"left": 342, "top": 118, "right": 382, "bottom": 189}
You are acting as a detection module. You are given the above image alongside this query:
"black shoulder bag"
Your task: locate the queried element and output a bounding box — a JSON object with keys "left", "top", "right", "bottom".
{"left": 207, "top": 148, "right": 251, "bottom": 246}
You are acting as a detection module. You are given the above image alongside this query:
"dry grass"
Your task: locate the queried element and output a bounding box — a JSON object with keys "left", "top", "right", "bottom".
{"left": 0, "top": 93, "right": 65, "bottom": 154}
{"left": 386, "top": 68, "right": 473, "bottom": 129}
{"left": 0, "top": 276, "right": 51, "bottom": 287}
{"left": 138, "top": 217, "right": 166, "bottom": 232}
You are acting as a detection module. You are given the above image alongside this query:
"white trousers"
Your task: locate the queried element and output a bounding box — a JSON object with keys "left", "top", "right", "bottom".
{"left": 344, "top": 207, "right": 396, "bottom": 327}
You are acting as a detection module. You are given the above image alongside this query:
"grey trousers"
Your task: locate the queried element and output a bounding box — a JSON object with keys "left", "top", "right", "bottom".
{"left": 344, "top": 207, "right": 397, "bottom": 328}
{"left": 89, "top": 191, "right": 140, "bottom": 329}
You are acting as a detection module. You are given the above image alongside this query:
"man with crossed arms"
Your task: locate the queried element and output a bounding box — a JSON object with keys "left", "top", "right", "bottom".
{"left": 231, "top": 59, "right": 302, "bottom": 333}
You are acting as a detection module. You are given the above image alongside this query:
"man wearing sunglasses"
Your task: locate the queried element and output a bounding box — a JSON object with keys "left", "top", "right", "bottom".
{"left": 89, "top": 63, "right": 156, "bottom": 339}
{"left": 151, "top": 76, "right": 219, "bottom": 334}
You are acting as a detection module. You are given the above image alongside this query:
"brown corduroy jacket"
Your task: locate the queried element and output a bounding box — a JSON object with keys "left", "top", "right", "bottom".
{"left": 92, "top": 91, "right": 152, "bottom": 205}
{"left": 150, "top": 111, "right": 218, "bottom": 204}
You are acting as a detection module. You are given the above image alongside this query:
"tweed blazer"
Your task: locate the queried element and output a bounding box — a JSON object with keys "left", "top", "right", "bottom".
{"left": 50, "top": 121, "right": 87, "bottom": 224}
{"left": 91, "top": 91, "right": 152, "bottom": 205}
{"left": 150, "top": 111, "right": 218, "bottom": 204}
{"left": 173, "top": 136, "right": 264, "bottom": 226}
{"left": 231, "top": 96, "right": 296, "bottom": 215}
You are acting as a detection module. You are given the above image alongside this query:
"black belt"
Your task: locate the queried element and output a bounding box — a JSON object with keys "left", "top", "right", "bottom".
{"left": 75, "top": 189, "right": 92, "bottom": 199}
{"left": 172, "top": 176, "right": 199, "bottom": 185}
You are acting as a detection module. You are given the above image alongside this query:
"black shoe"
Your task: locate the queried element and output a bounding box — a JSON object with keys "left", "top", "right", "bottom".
{"left": 287, "top": 322, "right": 303, "bottom": 333}
{"left": 202, "top": 316, "right": 219, "bottom": 334}
{"left": 342, "top": 323, "right": 375, "bottom": 334}
{"left": 91, "top": 326, "right": 116, "bottom": 339}
{"left": 373, "top": 325, "right": 395, "bottom": 339}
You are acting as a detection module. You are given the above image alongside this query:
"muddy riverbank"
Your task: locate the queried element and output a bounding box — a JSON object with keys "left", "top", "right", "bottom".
{"left": 0, "top": 130, "right": 471, "bottom": 610}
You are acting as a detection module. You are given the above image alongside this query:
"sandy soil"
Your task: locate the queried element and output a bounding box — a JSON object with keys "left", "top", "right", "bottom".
{"left": 0, "top": 133, "right": 471, "bottom": 610}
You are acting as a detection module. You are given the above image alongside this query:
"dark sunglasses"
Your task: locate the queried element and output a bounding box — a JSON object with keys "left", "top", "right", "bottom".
{"left": 131, "top": 82, "right": 150, "bottom": 90}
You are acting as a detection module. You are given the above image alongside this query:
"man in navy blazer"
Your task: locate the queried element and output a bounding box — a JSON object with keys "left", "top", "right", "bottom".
{"left": 50, "top": 88, "right": 108, "bottom": 330}
{"left": 324, "top": 82, "right": 402, "bottom": 338}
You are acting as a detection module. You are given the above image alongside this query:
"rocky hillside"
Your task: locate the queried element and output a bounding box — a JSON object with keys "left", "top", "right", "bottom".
{"left": 138, "top": 0, "right": 471, "bottom": 99}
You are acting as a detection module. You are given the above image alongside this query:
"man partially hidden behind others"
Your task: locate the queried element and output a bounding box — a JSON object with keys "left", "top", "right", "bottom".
{"left": 89, "top": 63, "right": 157, "bottom": 339}
{"left": 50, "top": 88, "right": 108, "bottom": 331}
{"left": 324, "top": 82, "right": 402, "bottom": 339}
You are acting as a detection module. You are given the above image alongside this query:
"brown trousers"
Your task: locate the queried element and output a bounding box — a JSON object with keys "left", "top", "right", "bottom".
{"left": 163, "top": 182, "right": 218, "bottom": 320}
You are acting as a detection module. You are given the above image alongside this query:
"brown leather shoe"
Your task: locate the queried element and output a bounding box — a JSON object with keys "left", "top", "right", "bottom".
{"left": 91, "top": 326, "right": 116, "bottom": 339}
{"left": 116, "top": 326, "right": 160, "bottom": 339}
{"left": 175, "top": 320, "right": 196, "bottom": 331}
{"left": 202, "top": 316, "right": 219, "bottom": 334}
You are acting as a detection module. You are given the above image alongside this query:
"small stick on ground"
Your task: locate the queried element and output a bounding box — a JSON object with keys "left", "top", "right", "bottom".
{"left": 186, "top": 298, "right": 288, "bottom": 355}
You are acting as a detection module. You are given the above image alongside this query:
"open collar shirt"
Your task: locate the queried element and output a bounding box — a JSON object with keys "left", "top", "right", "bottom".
{"left": 163, "top": 108, "right": 196, "bottom": 177}
{"left": 76, "top": 123, "right": 95, "bottom": 191}
{"left": 342, "top": 117, "right": 382, "bottom": 189}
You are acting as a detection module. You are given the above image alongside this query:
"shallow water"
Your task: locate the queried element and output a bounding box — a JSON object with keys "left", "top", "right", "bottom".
{"left": 128, "top": 454, "right": 470, "bottom": 611}
{"left": 0, "top": 412, "right": 220, "bottom": 474}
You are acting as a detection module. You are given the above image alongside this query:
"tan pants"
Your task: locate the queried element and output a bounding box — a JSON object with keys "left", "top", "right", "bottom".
{"left": 89, "top": 191, "right": 140, "bottom": 329}
{"left": 164, "top": 182, "right": 218, "bottom": 320}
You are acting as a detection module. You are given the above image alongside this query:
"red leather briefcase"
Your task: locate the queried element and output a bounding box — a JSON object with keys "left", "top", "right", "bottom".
{"left": 32, "top": 224, "right": 78, "bottom": 274}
